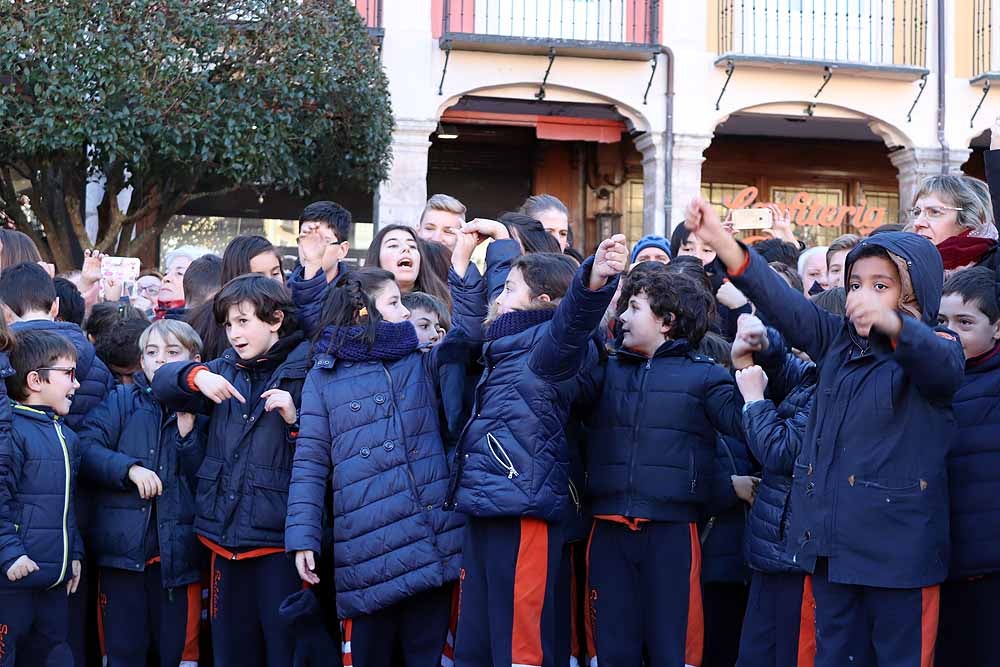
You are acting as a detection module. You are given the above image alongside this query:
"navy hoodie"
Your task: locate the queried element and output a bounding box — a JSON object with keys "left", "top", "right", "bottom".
{"left": 730, "top": 232, "right": 963, "bottom": 588}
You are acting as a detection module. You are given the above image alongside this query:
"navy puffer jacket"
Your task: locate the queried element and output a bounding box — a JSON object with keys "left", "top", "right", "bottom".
{"left": 742, "top": 330, "right": 816, "bottom": 574}
{"left": 153, "top": 335, "right": 311, "bottom": 550}
{"left": 286, "top": 267, "right": 485, "bottom": 619}
{"left": 700, "top": 435, "right": 753, "bottom": 584}
{"left": 577, "top": 339, "right": 743, "bottom": 522}
{"left": 77, "top": 372, "right": 205, "bottom": 589}
{"left": 10, "top": 320, "right": 115, "bottom": 431}
{"left": 447, "top": 258, "right": 619, "bottom": 522}
{"left": 730, "top": 233, "right": 963, "bottom": 588}
{"left": 0, "top": 403, "right": 84, "bottom": 590}
{"left": 948, "top": 345, "right": 1000, "bottom": 579}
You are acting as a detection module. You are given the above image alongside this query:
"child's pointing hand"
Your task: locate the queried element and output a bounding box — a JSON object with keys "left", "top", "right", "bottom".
{"left": 194, "top": 370, "right": 246, "bottom": 405}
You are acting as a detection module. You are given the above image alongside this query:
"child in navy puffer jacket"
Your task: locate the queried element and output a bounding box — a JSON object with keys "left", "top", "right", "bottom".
{"left": 286, "top": 228, "right": 487, "bottom": 667}
{"left": 687, "top": 198, "right": 963, "bottom": 667}
{"left": 448, "top": 224, "right": 625, "bottom": 667}
{"left": 574, "top": 264, "right": 744, "bottom": 667}
{"left": 935, "top": 266, "right": 1000, "bottom": 666}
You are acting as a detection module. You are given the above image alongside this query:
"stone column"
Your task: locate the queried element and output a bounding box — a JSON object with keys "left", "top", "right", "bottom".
{"left": 669, "top": 133, "right": 715, "bottom": 235}
{"left": 374, "top": 118, "right": 438, "bottom": 229}
{"left": 635, "top": 131, "right": 666, "bottom": 237}
{"left": 890, "top": 146, "right": 973, "bottom": 214}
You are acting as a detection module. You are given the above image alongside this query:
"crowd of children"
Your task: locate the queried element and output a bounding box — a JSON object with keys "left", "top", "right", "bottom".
{"left": 0, "top": 167, "right": 999, "bottom": 667}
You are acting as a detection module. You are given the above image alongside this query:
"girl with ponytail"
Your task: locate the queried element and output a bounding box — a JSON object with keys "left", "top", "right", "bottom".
{"left": 285, "top": 227, "right": 488, "bottom": 667}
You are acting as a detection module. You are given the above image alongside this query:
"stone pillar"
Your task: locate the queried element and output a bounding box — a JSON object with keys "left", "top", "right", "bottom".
{"left": 669, "top": 133, "right": 715, "bottom": 235}
{"left": 374, "top": 118, "right": 438, "bottom": 229}
{"left": 890, "top": 146, "right": 973, "bottom": 216}
{"left": 635, "top": 132, "right": 666, "bottom": 237}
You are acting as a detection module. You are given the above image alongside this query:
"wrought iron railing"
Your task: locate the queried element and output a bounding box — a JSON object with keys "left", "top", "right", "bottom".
{"left": 717, "top": 0, "right": 927, "bottom": 68}
{"left": 973, "top": 0, "right": 995, "bottom": 77}
{"left": 351, "top": 0, "right": 382, "bottom": 31}
{"left": 442, "top": 0, "right": 660, "bottom": 46}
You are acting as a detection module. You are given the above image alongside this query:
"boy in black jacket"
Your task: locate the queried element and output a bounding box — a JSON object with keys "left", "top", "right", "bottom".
{"left": 153, "top": 275, "right": 310, "bottom": 667}
{"left": 686, "top": 197, "right": 963, "bottom": 667}
{"left": 0, "top": 330, "right": 83, "bottom": 666}
{"left": 78, "top": 319, "right": 206, "bottom": 667}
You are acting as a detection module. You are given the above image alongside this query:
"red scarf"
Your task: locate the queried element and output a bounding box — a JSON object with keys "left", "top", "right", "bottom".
{"left": 937, "top": 230, "right": 996, "bottom": 271}
{"left": 154, "top": 299, "right": 185, "bottom": 321}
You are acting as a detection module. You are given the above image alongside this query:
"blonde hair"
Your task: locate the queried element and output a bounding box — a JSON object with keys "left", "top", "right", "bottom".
{"left": 420, "top": 194, "right": 467, "bottom": 224}
{"left": 913, "top": 175, "right": 997, "bottom": 240}
{"left": 138, "top": 319, "right": 203, "bottom": 357}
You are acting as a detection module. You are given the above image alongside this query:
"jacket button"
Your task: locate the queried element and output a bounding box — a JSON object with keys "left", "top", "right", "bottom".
{"left": 350, "top": 401, "right": 361, "bottom": 412}
{"left": 229, "top": 494, "right": 235, "bottom": 500}
{"left": 374, "top": 394, "right": 386, "bottom": 404}
{"left": 234, "top": 453, "right": 239, "bottom": 460}
{"left": 360, "top": 447, "right": 371, "bottom": 458}
{"left": 383, "top": 440, "right": 395, "bottom": 451}
{"left": 426, "top": 505, "right": 433, "bottom": 511}
{"left": 242, "top": 414, "right": 248, "bottom": 420}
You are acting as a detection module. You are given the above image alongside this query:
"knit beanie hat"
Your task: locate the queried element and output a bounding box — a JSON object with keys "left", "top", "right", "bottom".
{"left": 630, "top": 235, "right": 672, "bottom": 264}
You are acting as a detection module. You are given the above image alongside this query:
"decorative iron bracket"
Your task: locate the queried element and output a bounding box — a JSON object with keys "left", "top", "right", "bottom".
{"left": 971, "top": 79, "right": 992, "bottom": 128}
{"left": 715, "top": 59, "right": 735, "bottom": 111}
{"left": 643, "top": 52, "right": 659, "bottom": 105}
{"left": 805, "top": 66, "right": 833, "bottom": 116}
{"left": 906, "top": 72, "right": 928, "bottom": 122}
{"left": 535, "top": 48, "right": 557, "bottom": 100}
{"left": 437, "top": 40, "right": 452, "bottom": 96}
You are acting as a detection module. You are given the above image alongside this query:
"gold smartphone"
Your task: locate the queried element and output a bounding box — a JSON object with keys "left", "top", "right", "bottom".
{"left": 730, "top": 208, "right": 774, "bottom": 231}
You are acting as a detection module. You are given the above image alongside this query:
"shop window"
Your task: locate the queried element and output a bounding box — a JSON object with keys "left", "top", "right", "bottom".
{"left": 859, "top": 190, "right": 900, "bottom": 226}
{"left": 160, "top": 216, "right": 300, "bottom": 271}
{"left": 770, "top": 186, "right": 845, "bottom": 247}
{"left": 701, "top": 182, "right": 751, "bottom": 218}
{"left": 624, "top": 180, "right": 645, "bottom": 246}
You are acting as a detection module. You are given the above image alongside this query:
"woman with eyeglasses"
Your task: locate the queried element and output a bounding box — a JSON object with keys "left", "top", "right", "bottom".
{"left": 908, "top": 175, "right": 998, "bottom": 273}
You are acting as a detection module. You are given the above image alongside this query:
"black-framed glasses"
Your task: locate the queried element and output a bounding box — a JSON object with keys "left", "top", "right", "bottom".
{"left": 35, "top": 367, "right": 76, "bottom": 382}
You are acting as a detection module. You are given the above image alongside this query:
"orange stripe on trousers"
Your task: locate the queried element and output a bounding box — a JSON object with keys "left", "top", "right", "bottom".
{"left": 921, "top": 585, "right": 940, "bottom": 667}
{"left": 512, "top": 517, "right": 549, "bottom": 667}
{"left": 569, "top": 548, "right": 581, "bottom": 662}
{"left": 797, "top": 576, "right": 816, "bottom": 667}
{"left": 584, "top": 522, "right": 598, "bottom": 664}
{"left": 685, "top": 523, "right": 704, "bottom": 667}
{"left": 342, "top": 618, "right": 354, "bottom": 667}
{"left": 96, "top": 573, "right": 107, "bottom": 658}
{"left": 182, "top": 581, "right": 202, "bottom": 661}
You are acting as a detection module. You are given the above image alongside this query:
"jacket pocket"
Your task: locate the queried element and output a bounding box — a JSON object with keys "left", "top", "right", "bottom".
{"left": 14, "top": 504, "right": 33, "bottom": 536}
{"left": 486, "top": 432, "right": 521, "bottom": 480}
{"left": 249, "top": 465, "right": 291, "bottom": 533}
{"left": 194, "top": 458, "right": 224, "bottom": 523}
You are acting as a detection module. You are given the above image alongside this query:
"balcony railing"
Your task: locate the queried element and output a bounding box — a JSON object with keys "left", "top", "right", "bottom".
{"left": 972, "top": 0, "right": 998, "bottom": 79}
{"left": 440, "top": 0, "right": 661, "bottom": 60}
{"left": 351, "top": 0, "right": 383, "bottom": 36}
{"left": 717, "top": 0, "right": 928, "bottom": 76}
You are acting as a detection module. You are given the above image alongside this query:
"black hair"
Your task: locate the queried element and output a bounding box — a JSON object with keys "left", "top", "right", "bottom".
{"left": 564, "top": 246, "right": 585, "bottom": 263}
{"left": 619, "top": 269, "right": 715, "bottom": 346}
{"left": 846, "top": 244, "right": 894, "bottom": 277}
{"left": 511, "top": 253, "right": 577, "bottom": 303}
{"left": 0, "top": 262, "right": 55, "bottom": 316}
{"left": 364, "top": 225, "right": 451, "bottom": 306}
{"left": 663, "top": 255, "right": 714, "bottom": 296}
{"left": 300, "top": 200, "right": 352, "bottom": 243}
{"left": 697, "top": 331, "right": 733, "bottom": 370}
{"left": 220, "top": 235, "right": 282, "bottom": 286}
{"left": 498, "top": 213, "right": 562, "bottom": 255}
{"left": 54, "top": 277, "right": 86, "bottom": 326}
{"left": 669, "top": 223, "right": 693, "bottom": 258}
{"left": 401, "top": 291, "right": 451, "bottom": 331}
{"left": 213, "top": 274, "right": 298, "bottom": 338}
{"left": 769, "top": 261, "right": 804, "bottom": 294}
{"left": 95, "top": 318, "right": 151, "bottom": 379}
{"left": 84, "top": 302, "right": 147, "bottom": 343}
{"left": 812, "top": 286, "right": 847, "bottom": 316}
{"left": 315, "top": 267, "right": 397, "bottom": 350}
{"left": 753, "top": 238, "right": 801, "bottom": 266}
{"left": 869, "top": 223, "right": 905, "bottom": 236}
{"left": 942, "top": 266, "right": 1000, "bottom": 322}
{"left": 182, "top": 254, "right": 223, "bottom": 309}
{"left": 7, "top": 329, "right": 77, "bottom": 401}
{"left": 184, "top": 301, "right": 229, "bottom": 362}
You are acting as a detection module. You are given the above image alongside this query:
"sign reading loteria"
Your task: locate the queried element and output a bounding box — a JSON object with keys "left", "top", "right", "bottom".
{"left": 721, "top": 187, "right": 890, "bottom": 234}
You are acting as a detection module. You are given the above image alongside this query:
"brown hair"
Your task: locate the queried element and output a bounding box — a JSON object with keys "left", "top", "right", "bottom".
{"left": 0, "top": 229, "right": 42, "bottom": 272}
{"left": 826, "top": 234, "right": 861, "bottom": 268}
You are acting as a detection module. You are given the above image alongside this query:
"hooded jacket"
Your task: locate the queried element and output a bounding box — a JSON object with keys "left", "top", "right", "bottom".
{"left": 0, "top": 403, "right": 84, "bottom": 591}
{"left": 730, "top": 232, "right": 963, "bottom": 588}
{"left": 76, "top": 372, "right": 205, "bottom": 589}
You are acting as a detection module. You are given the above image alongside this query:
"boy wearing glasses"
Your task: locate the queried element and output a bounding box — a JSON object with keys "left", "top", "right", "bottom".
{"left": 0, "top": 330, "right": 84, "bottom": 667}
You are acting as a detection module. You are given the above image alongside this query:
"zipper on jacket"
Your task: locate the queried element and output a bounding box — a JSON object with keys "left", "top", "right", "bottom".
{"left": 52, "top": 420, "right": 71, "bottom": 590}
{"left": 568, "top": 479, "right": 581, "bottom": 515}
{"left": 625, "top": 359, "right": 652, "bottom": 516}
{"left": 486, "top": 433, "right": 519, "bottom": 480}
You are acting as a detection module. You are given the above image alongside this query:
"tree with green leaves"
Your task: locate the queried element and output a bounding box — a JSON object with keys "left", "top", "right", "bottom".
{"left": 0, "top": 0, "right": 392, "bottom": 270}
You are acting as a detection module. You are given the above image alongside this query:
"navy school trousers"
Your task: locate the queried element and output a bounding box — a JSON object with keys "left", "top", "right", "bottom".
{"left": 0, "top": 586, "right": 72, "bottom": 667}
{"left": 97, "top": 562, "right": 201, "bottom": 667}
{"left": 736, "top": 572, "right": 816, "bottom": 667}
{"left": 584, "top": 519, "right": 704, "bottom": 667}
{"left": 454, "top": 516, "right": 565, "bottom": 667}
{"left": 936, "top": 573, "right": 1000, "bottom": 667}
{"left": 811, "top": 559, "right": 939, "bottom": 667}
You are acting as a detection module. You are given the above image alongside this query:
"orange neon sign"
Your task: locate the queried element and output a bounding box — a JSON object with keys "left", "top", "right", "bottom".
{"left": 722, "top": 187, "right": 889, "bottom": 233}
